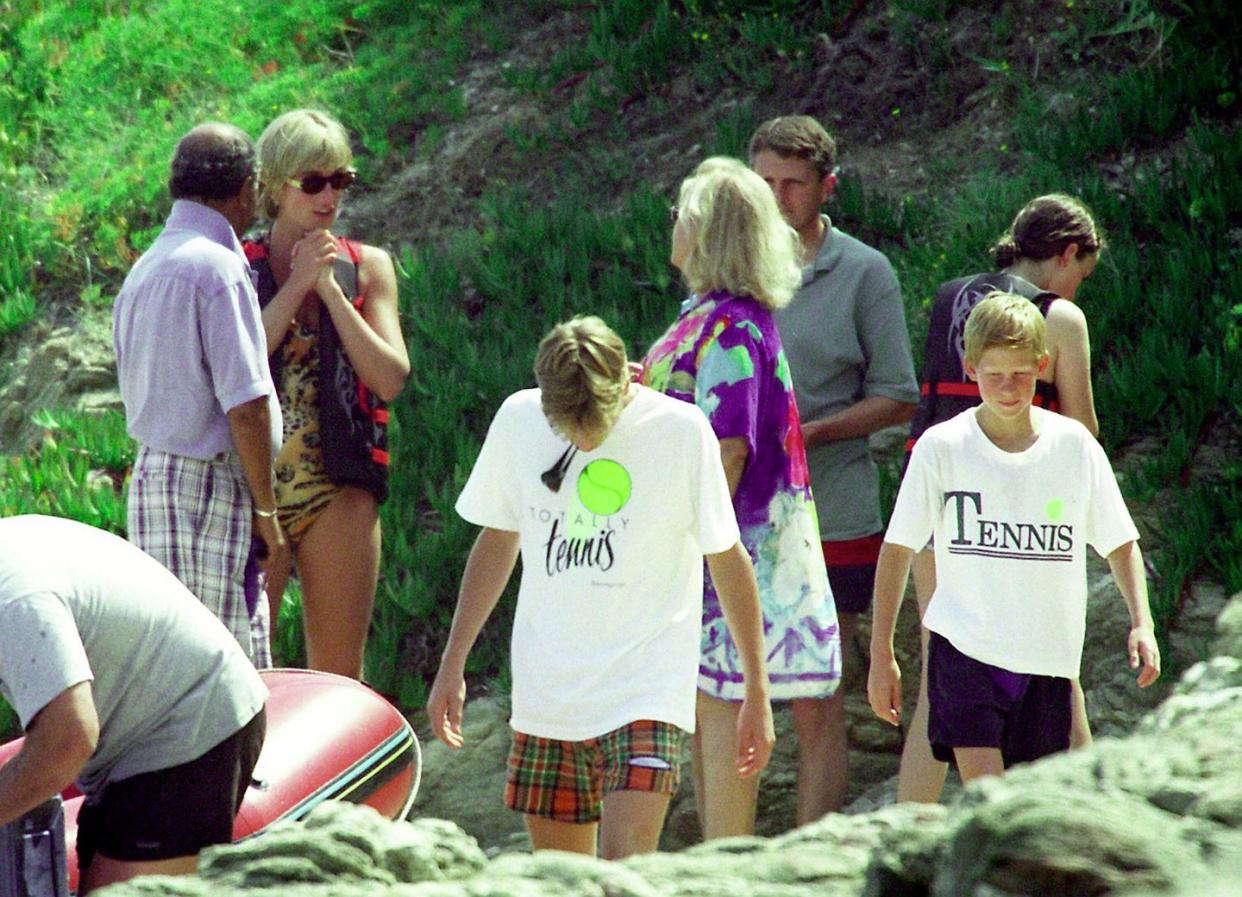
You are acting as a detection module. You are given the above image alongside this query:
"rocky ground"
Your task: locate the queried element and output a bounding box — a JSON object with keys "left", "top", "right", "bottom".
{"left": 95, "top": 592, "right": 1242, "bottom": 897}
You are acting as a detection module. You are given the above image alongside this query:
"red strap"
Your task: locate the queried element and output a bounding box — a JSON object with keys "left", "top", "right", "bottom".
{"left": 334, "top": 237, "right": 365, "bottom": 307}
{"left": 373, "top": 408, "right": 390, "bottom": 424}
{"left": 337, "top": 237, "right": 363, "bottom": 264}
{"left": 371, "top": 447, "right": 389, "bottom": 466}
{"left": 821, "top": 534, "right": 884, "bottom": 566}
{"left": 242, "top": 240, "right": 268, "bottom": 263}
{"left": 922, "top": 381, "right": 980, "bottom": 398}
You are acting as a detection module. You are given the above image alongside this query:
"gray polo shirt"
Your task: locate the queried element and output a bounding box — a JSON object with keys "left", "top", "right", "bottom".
{"left": 0, "top": 515, "right": 267, "bottom": 796}
{"left": 774, "top": 216, "right": 919, "bottom": 540}
{"left": 113, "top": 200, "right": 280, "bottom": 459}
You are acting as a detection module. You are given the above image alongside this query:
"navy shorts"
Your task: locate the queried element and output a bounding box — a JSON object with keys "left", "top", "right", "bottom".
{"left": 76, "top": 708, "right": 265, "bottom": 867}
{"left": 926, "top": 631, "right": 1070, "bottom": 767}
{"left": 821, "top": 533, "right": 883, "bottom": 614}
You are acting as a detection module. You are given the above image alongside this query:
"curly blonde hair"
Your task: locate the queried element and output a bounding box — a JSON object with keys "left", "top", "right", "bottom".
{"left": 255, "top": 109, "right": 353, "bottom": 219}
{"left": 676, "top": 157, "right": 802, "bottom": 310}
{"left": 534, "top": 316, "right": 630, "bottom": 440}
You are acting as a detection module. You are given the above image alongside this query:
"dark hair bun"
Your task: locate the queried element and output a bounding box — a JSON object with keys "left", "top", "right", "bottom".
{"left": 991, "top": 236, "right": 1020, "bottom": 268}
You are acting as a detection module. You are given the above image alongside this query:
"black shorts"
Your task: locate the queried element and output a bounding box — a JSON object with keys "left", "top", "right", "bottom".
{"left": 76, "top": 708, "right": 265, "bottom": 868}
{"left": 926, "top": 631, "right": 1070, "bottom": 768}
{"left": 821, "top": 533, "right": 883, "bottom": 615}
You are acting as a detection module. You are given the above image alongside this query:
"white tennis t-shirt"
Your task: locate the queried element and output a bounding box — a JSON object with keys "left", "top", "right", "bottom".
{"left": 886, "top": 407, "right": 1138, "bottom": 677}
{"left": 457, "top": 385, "right": 739, "bottom": 740}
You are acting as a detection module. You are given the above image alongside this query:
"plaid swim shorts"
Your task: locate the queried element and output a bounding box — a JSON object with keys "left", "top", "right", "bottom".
{"left": 505, "top": 720, "right": 685, "bottom": 824}
{"left": 128, "top": 446, "right": 271, "bottom": 667}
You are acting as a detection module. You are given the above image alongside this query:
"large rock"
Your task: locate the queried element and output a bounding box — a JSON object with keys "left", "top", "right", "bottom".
{"left": 200, "top": 802, "right": 487, "bottom": 888}
{"left": 414, "top": 696, "right": 528, "bottom": 855}
{"left": 932, "top": 786, "right": 1213, "bottom": 896}
{"left": 0, "top": 309, "right": 121, "bottom": 454}
{"left": 1215, "top": 590, "right": 1242, "bottom": 658}
{"left": 98, "top": 802, "right": 488, "bottom": 897}
{"left": 94, "top": 594, "right": 1242, "bottom": 897}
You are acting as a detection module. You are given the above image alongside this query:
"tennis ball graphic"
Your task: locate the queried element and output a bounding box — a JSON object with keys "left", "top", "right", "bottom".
{"left": 1045, "top": 498, "right": 1064, "bottom": 522}
{"left": 577, "top": 459, "right": 632, "bottom": 516}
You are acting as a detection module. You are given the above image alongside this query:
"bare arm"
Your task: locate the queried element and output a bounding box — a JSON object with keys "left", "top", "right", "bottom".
{"left": 226, "top": 396, "right": 288, "bottom": 572}
{"left": 1045, "top": 299, "right": 1099, "bottom": 436}
{"left": 718, "top": 437, "right": 749, "bottom": 498}
{"left": 1106, "top": 540, "right": 1160, "bottom": 687}
{"left": 0, "top": 682, "right": 98, "bottom": 826}
{"left": 867, "top": 541, "right": 915, "bottom": 726}
{"left": 802, "top": 395, "right": 916, "bottom": 448}
{"left": 705, "top": 541, "right": 775, "bottom": 777}
{"left": 316, "top": 244, "right": 411, "bottom": 402}
{"left": 426, "top": 527, "right": 521, "bottom": 749}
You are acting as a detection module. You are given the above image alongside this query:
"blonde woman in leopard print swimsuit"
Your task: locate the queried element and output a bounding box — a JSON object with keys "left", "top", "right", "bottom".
{"left": 244, "top": 109, "right": 409, "bottom": 679}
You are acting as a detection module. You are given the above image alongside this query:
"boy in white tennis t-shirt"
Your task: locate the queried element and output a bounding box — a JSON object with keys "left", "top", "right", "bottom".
{"left": 426, "top": 316, "right": 774, "bottom": 859}
{"left": 868, "top": 292, "right": 1159, "bottom": 784}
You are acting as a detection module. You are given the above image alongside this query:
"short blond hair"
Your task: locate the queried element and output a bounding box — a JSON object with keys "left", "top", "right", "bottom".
{"left": 534, "top": 316, "right": 629, "bottom": 439}
{"left": 256, "top": 109, "right": 353, "bottom": 218}
{"left": 748, "top": 115, "right": 837, "bottom": 179}
{"left": 964, "top": 292, "right": 1048, "bottom": 367}
{"left": 676, "top": 157, "right": 802, "bottom": 310}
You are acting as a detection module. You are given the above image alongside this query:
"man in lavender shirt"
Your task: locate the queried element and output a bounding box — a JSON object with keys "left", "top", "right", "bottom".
{"left": 113, "top": 122, "right": 287, "bottom": 667}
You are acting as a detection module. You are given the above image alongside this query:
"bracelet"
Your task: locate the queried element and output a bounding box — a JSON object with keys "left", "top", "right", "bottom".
{"left": 254, "top": 506, "right": 278, "bottom": 519}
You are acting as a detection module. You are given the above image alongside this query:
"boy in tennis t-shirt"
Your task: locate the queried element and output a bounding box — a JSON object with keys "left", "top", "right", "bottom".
{"left": 867, "top": 292, "right": 1160, "bottom": 783}
{"left": 426, "top": 316, "right": 774, "bottom": 858}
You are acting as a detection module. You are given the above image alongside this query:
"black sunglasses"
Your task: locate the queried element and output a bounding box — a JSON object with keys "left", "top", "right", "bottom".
{"left": 541, "top": 445, "right": 579, "bottom": 493}
{"left": 288, "top": 169, "right": 357, "bottom": 195}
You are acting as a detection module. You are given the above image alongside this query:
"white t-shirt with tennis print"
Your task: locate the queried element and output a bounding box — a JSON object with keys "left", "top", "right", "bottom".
{"left": 885, "top": 406, "right": 1139, "bottom": 679}
{"left": 456, "top": 384, "right": 740, "bottom": 741}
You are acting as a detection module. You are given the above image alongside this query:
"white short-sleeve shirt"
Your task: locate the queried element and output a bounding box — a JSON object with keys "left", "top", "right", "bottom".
{"left": 886, "top": 407, "right": 1139, "bottom": 677}
{"left": 457, "top": 385, "right": 739, "bottom": 740}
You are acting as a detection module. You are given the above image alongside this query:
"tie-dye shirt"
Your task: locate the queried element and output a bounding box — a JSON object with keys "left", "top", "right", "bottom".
{"left": 642, "top": 289, "right": 840, "bottom": 700}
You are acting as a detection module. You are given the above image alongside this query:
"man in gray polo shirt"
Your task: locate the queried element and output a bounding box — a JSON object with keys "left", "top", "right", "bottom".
{"left": 752, "top": 116, "right": 919, "bottom": 820}
{"left": 0, "top": 515, "right": 266, "bottom": 894}
{"left": 114, "top": 122, "right": 285, "bottom": 666}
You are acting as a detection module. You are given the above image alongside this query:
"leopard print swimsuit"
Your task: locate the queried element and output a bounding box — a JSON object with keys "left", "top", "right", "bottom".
{"left": 273, "top": 319, "right": 340, "bottom": 544}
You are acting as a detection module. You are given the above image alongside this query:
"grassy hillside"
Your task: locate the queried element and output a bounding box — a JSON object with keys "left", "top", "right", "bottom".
{"left": 1, "top": 0, "right": 1239, "bottom": 715}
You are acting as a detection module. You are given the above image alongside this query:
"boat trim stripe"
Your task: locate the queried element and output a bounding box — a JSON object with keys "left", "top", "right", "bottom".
{"left": 270, "top": 726, "right": 416, "bottom": 825}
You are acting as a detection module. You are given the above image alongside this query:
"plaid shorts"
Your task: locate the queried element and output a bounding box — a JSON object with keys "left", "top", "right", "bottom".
{"left": 128, "top": 446, "right": 271, "bottom": 667}
{"left": 505, "top": 720, "right": 684, "bottom": 824}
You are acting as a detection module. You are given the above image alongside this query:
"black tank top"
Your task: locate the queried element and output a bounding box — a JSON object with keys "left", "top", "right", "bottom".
{"left": 905, "top": 271, "right": 1061, "bottom": 454}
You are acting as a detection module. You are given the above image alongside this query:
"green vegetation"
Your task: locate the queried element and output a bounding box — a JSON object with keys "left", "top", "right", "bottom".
{"left": 0, "top": 408, "right": 131, "bottom": 531}
{"left": 0, "top": 0, "right": 1238, "bottom": 714}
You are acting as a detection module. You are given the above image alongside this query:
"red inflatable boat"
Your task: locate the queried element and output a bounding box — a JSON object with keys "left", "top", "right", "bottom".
{"left": 0, "top": 669, "right": 420, "bottom": 893}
